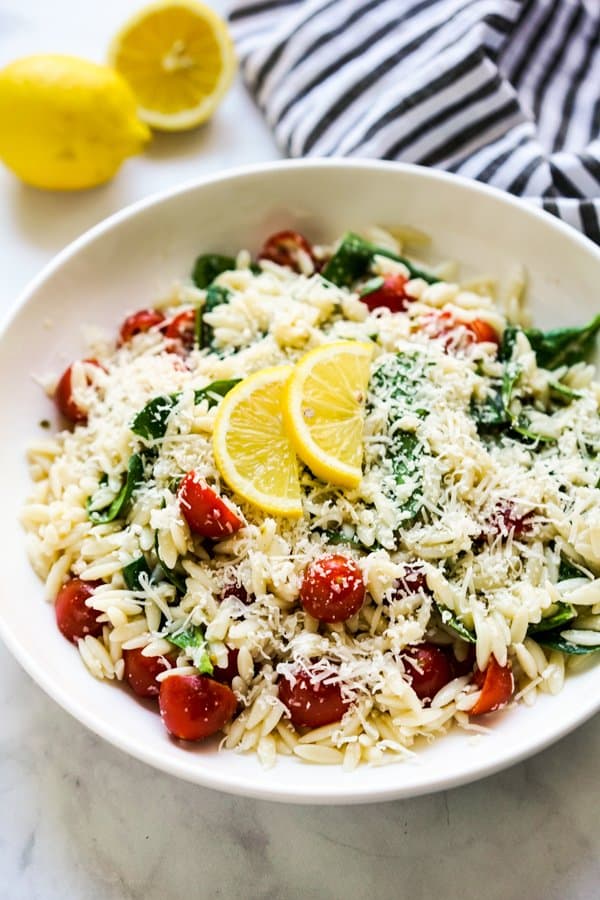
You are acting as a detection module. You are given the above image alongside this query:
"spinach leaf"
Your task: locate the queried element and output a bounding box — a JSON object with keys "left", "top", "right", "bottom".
{"left": 510, "top": 414, "right": 556, "bottom": 445}
{"left": 321, "top": 232, "right": 439, "bottom": 288}
{"left": 369, "top": 353, "right": 426, "bottom": 517}
{"left": 123, "top": 556, "right": 153, "bottom": 591}
{"left": 321, "top": 529, "right": 369, "bottom": 551}
{"left": 166, "top": 625, "right": 213, "bottom": 674}
{"left": 131, "top": 379, "right": 240, "bottom": 441}
{"left": 548, "top": 380, "right": 582, "bottom": 403}
{"left": 501, "top": 314, "right": 600, "bottom": 370}
{"left": 470, "top": 385, "right": 510, "bottom": 431}
{"left": 499, "top": 326, "right": 519, "bottom": 363}
{"left": 527, "top": 602, "right": 576, "bottom": 635}
{"left": 154, "top": 533, "right": 187, "bottom": 594}
{"left": 501, "top": 362, "right": 522, "bottom": 412}
{"left": 435, "top": 603, "right": 476, "bottom": 643}
{"left": 193, "top": 378, "right": 241, "bottom": 408}
{"left": 535, "top": 632, "right": 600, "bottom": 655}
{"left": 131, "top": 395, "right": 178, "bottom": 440}
{"left": 558, "top": 556, "right": 589, "bottom": 581}
{"left": 88, "top": 454, "right": 144, "bottom": 524}
{"left": 191, "top": 254, "right": 235, "bottom": 289}
{"left": 200, "top": 284, "right": 231, "bottom": 349}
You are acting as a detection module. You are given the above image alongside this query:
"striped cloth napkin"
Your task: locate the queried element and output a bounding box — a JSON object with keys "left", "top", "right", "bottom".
{"left": 229, "top": 0, "right": 600, "bottom": 243}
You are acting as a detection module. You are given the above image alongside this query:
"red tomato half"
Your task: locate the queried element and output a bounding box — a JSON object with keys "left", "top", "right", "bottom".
{"left": 471, "top": 656, "right": 514, "bottom": 715}
{"left": 212, "top": 648, "right": 241, "bottom": 684}
{"left": 159, "top": 674, "right": 237, "bottom": 740}
{"left": 401, "top": 643, "right": 453, "bottom": 701}
{"left": 392, "top": 563, "right": 430, "bottom": 599}
{"left": 300, "top": 554, "right": 365, "bottom": 623}
{"left": 55, "top": 359, "right": 103, "bottom": 425}
{"left": 119, "top": 309, "right": 165, "bottom": 344}
{"left": 487, "top": 501, "right": 534, "bottom": 538}
{"left": 178, "top": 472, "right": 244, "bottom": 539}
{"left": 278, "top": 670, "right": 350, "bottom": 729}
{"left": 258, "top": 230, "right": 315, "bottom": 272}
{"left": 55, "top": 577, "right": 103, "bottom": 642}
{"left": 360, "top": 274, "right": 409, "bottom": 313}
{"left": 463, "top": 318, "right": 499, "bottom": 345}
{"left": 164, "top": 308, "right": 196, "bottom": 351}
{"left": 123, "top": 648, "right": 173, "bottom": 698}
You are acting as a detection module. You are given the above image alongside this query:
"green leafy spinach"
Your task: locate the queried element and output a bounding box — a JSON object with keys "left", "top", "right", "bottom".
{"left": 166, "top": 625, "right": 213, "bottom": 674}
{"left": 191, "top": 253, "right": 235, "bottom": 289}
{"left": 321, "top": 232, "right": 439, "bottom": 288}
{"left": 87, "top": 454, "right": 144, "bottom": 524}
{"left": 131, "top": 378, "right": 240, "bottom": 441}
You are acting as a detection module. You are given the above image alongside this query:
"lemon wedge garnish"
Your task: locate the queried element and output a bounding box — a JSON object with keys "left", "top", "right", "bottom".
{"left": 282, "top": 341, "right": 373, "bottom": 489}
{"left": 109, "top": 0, "right": 236, "bottom": 132}
{"left": 213, "top": 367, "right": 302, "bottom": 518}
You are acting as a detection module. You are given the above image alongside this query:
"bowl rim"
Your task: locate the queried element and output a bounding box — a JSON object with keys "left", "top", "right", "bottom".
{"left": 2, "top": 157, "right": 600, "bottom": 804}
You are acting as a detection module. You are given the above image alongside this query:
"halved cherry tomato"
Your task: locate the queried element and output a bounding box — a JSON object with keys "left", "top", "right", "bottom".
{"left": 164, "top": 308, "right": 196, "bottom": 351}
{"left": 123, "top": 647, "right": 174, "bottom": 698}
{"left": 463, "top": 318, "right": 499, "bottom": 345}
{"left": 487, "top": 501, "right": 534, "bottom": 538}
{"left": 392, "top": 563, "right": 430, "bottom": 599}
{"left": 450, "top": 644, "right": 476, "bottom": 678}
{"left": 55, "top": 359, "right": 104, "bottom": 425}
{"left": 119, "top": 309, "right": 165, "bottom": 344}
{"left": 158, "top": 673, "right": 237, "bottom": 740}
{"left": 278, "top": 670, "right": 350, "bottom": 728}
{"left": 300, "top": 554, "right": 365, "bottom": 623}
{"left": 360, "top": 274, "right": 409, "bottom": 313}
{"left": 178, "top": 472, "right": 244, "bottom": 539}
{"left": 471, "top": 656, "right": 514, "bottom": 715}
{"left": 212, "top": 648, "right": 240, "bottom": 684}
{"left": 401, "top": 643, "right": 453, "bottom": 701}
{"left": 221, "top": 579, "right": 252, "bottom": 605}
{"left": 55, "top": 577, "right": 103, "bottom": 642}
{"left": 258, "top": 230, "right": 315, "bottom": 272}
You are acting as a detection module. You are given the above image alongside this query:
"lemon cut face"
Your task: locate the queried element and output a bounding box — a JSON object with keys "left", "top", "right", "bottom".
{"left": 109, "top": 0, "right": 237, "bottom": 131}
{"left": 282, "top": 341, "right": 374, "bottom": 489}
{"left": 213, "top": 367, "right": 302, "bottom": 518}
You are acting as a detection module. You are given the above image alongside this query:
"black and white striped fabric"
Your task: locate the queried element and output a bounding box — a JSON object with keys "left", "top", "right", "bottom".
{"left": 229, "top": 0, "right": 600, "bottom": 243}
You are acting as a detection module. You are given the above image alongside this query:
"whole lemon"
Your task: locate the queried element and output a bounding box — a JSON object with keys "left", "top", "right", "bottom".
{"left": 0, "top": 55, "right": 151, "bottom": 190}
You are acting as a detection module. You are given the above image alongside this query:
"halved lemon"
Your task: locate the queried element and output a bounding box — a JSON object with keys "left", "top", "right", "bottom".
{"left": 213, "top": 367, "right": 303, "bottom": 518}
{"left": 282, "top": 341, "right": 374, "bottom": 489}
{"left": 108, "top": 0, "right": 236, "bottom": 131}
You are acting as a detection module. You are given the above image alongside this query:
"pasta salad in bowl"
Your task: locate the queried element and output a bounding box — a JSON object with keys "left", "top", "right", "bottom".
{"left": 22, "top": 223, "right": 600, "bottom": 770}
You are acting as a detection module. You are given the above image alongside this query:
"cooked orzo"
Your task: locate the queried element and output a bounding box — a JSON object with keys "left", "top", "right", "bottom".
{"left": 22, "top": 227, "right": 600, "bottom": 769}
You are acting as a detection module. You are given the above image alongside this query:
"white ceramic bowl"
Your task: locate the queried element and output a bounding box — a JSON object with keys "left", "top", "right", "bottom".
{"left": 1, "top": 160, "right": 599, "bottom": 804}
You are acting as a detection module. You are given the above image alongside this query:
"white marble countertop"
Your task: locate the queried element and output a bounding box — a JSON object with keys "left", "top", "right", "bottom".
{"left": 1, "top": 2, "right": 599, "bottom": 898}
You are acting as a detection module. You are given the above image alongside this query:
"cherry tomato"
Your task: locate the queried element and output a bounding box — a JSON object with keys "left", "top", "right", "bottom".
{"left": 119, "top": 309, "right": 165, "bottom": 344}
{"left": 221, "top": 580, "right": 252, "bottom": 605}
{"left": 300, "top": 555, "right": 365, "bottom": 623}
{"left": 164, "top": 308, "right": 196, "bottom": 351}
{"left": 123, "top": 647, "right": 173, "bottom": 698}
{"left": 159, "top": 674, "right": 237, "bottom": 740}
{"left": 401, "top": 643, "right": 453, "bottom": 701}
{"left": 464, "top": 318, "right": 499, "bottom": 345}
{"left": 178, "top": 472, "right": 244, "bottom": 539}
{"left": 488, "top": 501, "right": 533, "bottom": 538}
{"left": 449, "top": 644, "right": 476, "bottom": 678}
{"left": 392, "top": 563, "right": 430, "bottom": 599}
{"left": 55, "top": 359, "right": 103, "bottom": 425}
{"left": 360, "top": 274, "right": 409, "bottom": 313}
{"left": 258, "top": 230, "right": 315, "bottom": 272}
{"left": 55, "top": 577, "right": 103, "bottom": 643}
{"left": 212, "top": 648, "right": 240, "bottom": 684}
{"left": 278, "top": 670, "right": 350, "bottom": 729}
{"left": 471, "top": 656, "right": 514, "bottom": 715}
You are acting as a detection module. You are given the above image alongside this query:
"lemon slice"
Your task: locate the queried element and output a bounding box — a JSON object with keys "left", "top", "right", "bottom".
{"left": 213, "top": 367, "right": 302, "bottom": 518}
{"left": 282, "top": 341, "right": 374, "bottom": 489}
{"left": 108, "top": 1, "right": 236, "bottom": 131}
